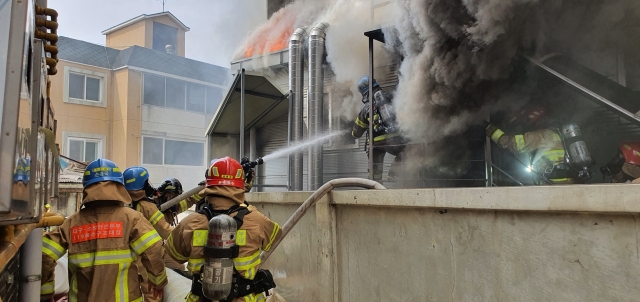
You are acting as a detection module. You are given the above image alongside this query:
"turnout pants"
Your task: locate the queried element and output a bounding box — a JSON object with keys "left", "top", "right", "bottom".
{"left": 368, "top": 137, "right": 406, "bottom": 180}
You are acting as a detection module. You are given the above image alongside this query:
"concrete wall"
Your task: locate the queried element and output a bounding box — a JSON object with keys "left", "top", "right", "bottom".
{"left": 247, "top": 184, "right": 640, "bottom": 302}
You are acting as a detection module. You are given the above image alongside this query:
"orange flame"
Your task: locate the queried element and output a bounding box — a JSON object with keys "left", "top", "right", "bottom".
{"left": 244, "top": 28, "right": 294, "bottom": 58}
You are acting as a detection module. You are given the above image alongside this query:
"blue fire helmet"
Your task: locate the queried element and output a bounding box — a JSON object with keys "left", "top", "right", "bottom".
{"left": 357, "top": 76, "right": 379, "bottom": 97}
{"left": 83, "top": 158, "right": 124, "bottom": 188}
{"left": 123, "top": 166, "right": 150, "bottom": 191}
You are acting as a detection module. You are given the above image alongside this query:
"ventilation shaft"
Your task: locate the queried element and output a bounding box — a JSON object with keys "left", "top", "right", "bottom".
{"left": 307, "top": 22, "right": 329, "bottom": 190}
{"left": 288, "top": 27, "right": 307, "bottom": 191}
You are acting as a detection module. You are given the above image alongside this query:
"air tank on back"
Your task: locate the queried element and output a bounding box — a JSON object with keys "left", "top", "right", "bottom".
{"left": 202, "top": 214, "right": 237, "bottom": 300}
{"left": 561, "top": 124, "right": 594, "bottom": 180}
{"left": 373, "top": 90, "right": 396, "bottom": 133}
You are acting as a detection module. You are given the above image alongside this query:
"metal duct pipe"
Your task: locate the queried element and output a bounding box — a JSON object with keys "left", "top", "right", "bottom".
{"left": 20, "top": 228, "right": 43, "bottom": 302}
{"left": 289, "top": 27, "right": 307, "bottom": 191}
{"left": 307, "top": 22, "right": 328, "bottom": 190}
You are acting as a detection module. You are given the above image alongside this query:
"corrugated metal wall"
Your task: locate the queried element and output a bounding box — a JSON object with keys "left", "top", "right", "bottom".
{"left": 257, "top": 114, "right": 309, "bottom": 191}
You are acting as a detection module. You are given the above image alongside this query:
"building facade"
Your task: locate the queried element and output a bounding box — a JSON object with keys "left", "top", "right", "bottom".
{"left": 50, "top": 12, "right": 229, "bottom": 188}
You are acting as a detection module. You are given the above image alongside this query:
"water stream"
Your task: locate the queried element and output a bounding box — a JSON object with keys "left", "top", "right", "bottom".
{"left": 262, "top": 130, "right": 346, "bottom": 162}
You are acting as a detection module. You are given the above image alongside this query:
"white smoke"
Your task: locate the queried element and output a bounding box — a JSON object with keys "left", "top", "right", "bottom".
{"left": 323, "top": 0, "right": 378, "bottom": 119}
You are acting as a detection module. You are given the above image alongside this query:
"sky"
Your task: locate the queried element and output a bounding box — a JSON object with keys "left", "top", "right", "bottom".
{"left": 48, "top": 0, "right": 267, "bottom": 67}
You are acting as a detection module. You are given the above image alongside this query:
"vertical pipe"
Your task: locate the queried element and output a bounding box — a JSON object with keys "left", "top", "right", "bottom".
{"left": 368, "top": 37, "right": 375, "bottom": 181}
{"left": 240, "top": 68, "right": 245, "bottom": 160}
{"left": 20, "top": 228, "right": 43, "bottom": 302}
{"left": 289, "top": 28, "right": 307, "bottom": 191}
{"left": 249, "top": 127, "right": 257, "bottom": 192}
{"left": 485, "top": 137, "right": 493, "bottom": 187}
{"left": 287, "top": 90, "right": 292, "bottom": 191}
{"left": 308, "top": 22, "right": 329, "bottom": 190}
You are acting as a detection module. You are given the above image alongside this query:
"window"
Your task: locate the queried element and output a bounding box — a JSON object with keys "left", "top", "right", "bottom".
{"left": 152, "top": 22, "right": 178, "bottom": 53}
{"left": 142, "top": 136, "right": 204, "bottom": 166}
{"left": 143, "top": 74, "right": 165, "bottom": 107}
{"left": 142, "top": 137, "right": 163, "bottom": 165}
{"left": 143, "top": 73, "right": 224, "bottom": 114}
{"left": 67, "top": 138, "right": 101, "bottom": 162}
{"left": 187, "top": 83, "right": 206, "bottom": 112}
{"left": 206, "top": 86, "right": 223, "bottom": 114}
{"left": 164, "top": 140, "right": 204, "bottom": 166}
{"left": 165, "top": 78, "right": 186, "bottom": 109}
{"left": 64, "top": 67, "right": 106, "bottom": 107}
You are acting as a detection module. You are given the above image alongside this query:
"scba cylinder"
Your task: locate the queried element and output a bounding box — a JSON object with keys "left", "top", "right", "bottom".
{"left": 561, "top": 124, "right": 594, "bottom": 178}
{"left": 373, "top": 91, "right": 395, "bottom": 133}
{"left": 202, "top": 214, "right": 237, "bottom": 300}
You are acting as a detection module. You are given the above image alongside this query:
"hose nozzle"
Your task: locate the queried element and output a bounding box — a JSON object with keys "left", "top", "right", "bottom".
{"left": 241, "top": 157, "right": 264, "bottom": 171}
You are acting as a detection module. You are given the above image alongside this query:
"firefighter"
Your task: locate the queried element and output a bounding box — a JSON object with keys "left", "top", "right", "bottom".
{"left": 123, "top": 167, "right": 172, "bottom": 238}
{"left": 352, "top": 76, "right": 406, "bottom": 182}
{"left": 123, "top": 166, "right": 174, "bottom": 302}
{"left": 157, "top": 177, "right": 202, "bottom": 226}
{"left": 165, "top": 156, "right": 281, "bottom": 302}
{"left": 486, "top": 107, "right": 578, "bottom": 184}
{"left": 600, "top": 142, "right": 640, "bottom": 183}
{"left": 40, "top": 158, "right": 167, "bottom": 302}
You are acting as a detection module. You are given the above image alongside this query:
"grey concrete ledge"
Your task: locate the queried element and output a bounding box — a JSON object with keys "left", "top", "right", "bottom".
{"left": 248, "top": 184, "right": 640, "bottom": 214}
{"left": 246, "top": 191, "right": 313, "bottom": 205}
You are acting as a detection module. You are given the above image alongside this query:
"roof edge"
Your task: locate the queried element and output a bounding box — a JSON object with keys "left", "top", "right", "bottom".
{"left": 206, "top": 73, "right": 241, "bottom": 136}
{"left": 101, "top": 12, "right": 190, "bottom": 35}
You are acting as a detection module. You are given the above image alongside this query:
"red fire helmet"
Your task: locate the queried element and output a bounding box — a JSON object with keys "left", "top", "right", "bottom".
{"left": 619, "top": 142, "right": 640, "bottom": 166}
{"left": 205, "top": 156, "right": 245, "bottom": 189}
{"left": 509, "top": 106, "right": 545, "bottom": 126}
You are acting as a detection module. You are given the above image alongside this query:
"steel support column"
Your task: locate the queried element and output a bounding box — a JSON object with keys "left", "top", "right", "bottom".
{"left": 368, "top": 37, "right": 375, "bottom": 181}
{"left": 239, "top": 68, "right": 245, "bottom": 159}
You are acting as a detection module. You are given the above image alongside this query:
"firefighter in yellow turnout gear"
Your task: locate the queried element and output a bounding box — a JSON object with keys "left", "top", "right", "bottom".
{"left": 156, "top": 177, "right": 201, "bottom": 226}
{"left": 40, "top": 159, "right": 167, "bottom": 302}
{"left": 486, "top": 107, "right": 577, "bottom": 184}
{"left": 166, "top": 157, "right": 281, "bottom": 302}
{"left": 123, "top": 166, "right": 177, "bottom": 302}
{"left": 352, "top": 76, "right": 406, "bottom": 181}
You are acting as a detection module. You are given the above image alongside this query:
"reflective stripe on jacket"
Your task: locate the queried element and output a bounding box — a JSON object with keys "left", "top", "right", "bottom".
{"left": 133, "top": 198, "right": 172, "bottom": 240}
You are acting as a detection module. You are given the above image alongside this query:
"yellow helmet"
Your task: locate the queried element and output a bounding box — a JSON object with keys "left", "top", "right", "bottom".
{"left": 45, "top": 204, "right": 51, "bottom": 208}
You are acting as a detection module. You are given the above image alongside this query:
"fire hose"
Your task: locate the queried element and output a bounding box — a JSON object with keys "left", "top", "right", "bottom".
{"left": 160, "top": 185, "right": 204, "bottom": 212}
{"left": 259, "top": 178, "right": 385, "bottom": 263}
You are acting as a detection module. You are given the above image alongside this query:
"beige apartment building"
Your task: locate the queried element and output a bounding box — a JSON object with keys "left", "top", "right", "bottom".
{"left": 50, "top": 12, "right": 228, "bottom": 188}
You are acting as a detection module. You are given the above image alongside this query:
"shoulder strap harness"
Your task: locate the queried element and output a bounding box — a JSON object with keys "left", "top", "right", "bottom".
{"left": 192, "top": 201, "right": 276, "bottom": 301}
